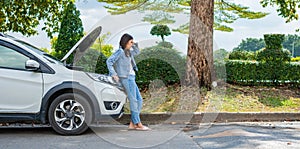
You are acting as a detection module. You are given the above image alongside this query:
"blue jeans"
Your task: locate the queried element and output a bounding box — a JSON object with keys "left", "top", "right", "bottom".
{"left": 120, "top": 75, "right": 143, "bottom": 124}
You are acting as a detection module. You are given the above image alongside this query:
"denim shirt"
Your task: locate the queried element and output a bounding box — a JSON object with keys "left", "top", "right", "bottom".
{"left": 106, "top": 46, "right": 140, "bottom": 78}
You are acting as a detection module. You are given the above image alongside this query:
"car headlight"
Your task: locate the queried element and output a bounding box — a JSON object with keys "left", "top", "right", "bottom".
{"left": 86, "top": 73, "right": 124, "bottom": 90}
{"left": 86, "top": 73, "right": 116, "bottom": 84}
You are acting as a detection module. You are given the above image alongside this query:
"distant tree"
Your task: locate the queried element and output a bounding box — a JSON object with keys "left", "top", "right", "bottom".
{"left": 233, "top": 38, "right": 265, "bottom": 52}
{"left": 54, "top": 2, "right": 84, "bottom": 63}
{"left": 40, "top": 47, "right": 50, "bottom": 54}
{"left": 282, "top": 34, "right": 300, "bottom": 57}
{"left": 214, "top": 48, "right": 228, "bottom": 61}
{"left": 292, "top": 42, "right": 300, "bottom": 57}
{"left": 150, "top": 24, "right": 171, "bottom": 42}
{"left": 232, "top": 35, "right": 300, "bottom": 57}
{"left": 90, "top": 32, "right": 114, "bottom": 57}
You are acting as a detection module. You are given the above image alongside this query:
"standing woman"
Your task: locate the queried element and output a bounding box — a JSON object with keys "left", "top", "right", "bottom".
{"left": 107, "top": 33, "right": 150, "bottom": 131}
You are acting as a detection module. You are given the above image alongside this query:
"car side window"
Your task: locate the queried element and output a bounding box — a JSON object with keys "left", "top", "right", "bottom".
{"left": 0, "top": 45, "right": 30, "bottom": 70}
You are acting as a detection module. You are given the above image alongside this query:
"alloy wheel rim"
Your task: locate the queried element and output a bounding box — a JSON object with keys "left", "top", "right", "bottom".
{"left": 54, "top": 99, "right": 85, "bottom": 131}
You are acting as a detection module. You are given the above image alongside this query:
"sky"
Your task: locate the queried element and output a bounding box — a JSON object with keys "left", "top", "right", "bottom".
{"left": 9, "top": 0, "right": 300, "bottom": 55}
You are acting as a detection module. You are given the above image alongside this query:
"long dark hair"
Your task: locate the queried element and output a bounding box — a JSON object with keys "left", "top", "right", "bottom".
{"left": 119, "top": 33, "right": 133, "bottom": 57}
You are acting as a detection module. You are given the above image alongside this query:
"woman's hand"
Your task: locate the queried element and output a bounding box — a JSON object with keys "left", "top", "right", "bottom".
{"left": 133, "top": 42, "right": 138, "bottom": 48}
{"left": 112, "top": 75, "right": 119, "bottom": 82}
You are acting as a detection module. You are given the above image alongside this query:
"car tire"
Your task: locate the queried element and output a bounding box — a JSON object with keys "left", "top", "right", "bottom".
{"left": 48, "top": 93, "right": 92, "bottom": 135}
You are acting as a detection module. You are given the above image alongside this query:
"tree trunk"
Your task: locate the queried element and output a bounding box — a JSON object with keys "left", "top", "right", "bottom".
{"left": 184, "top": 0, "right": 214, "bottom": 90}
{"left": 161, "top": 35, "right": 165, "bottom": 42}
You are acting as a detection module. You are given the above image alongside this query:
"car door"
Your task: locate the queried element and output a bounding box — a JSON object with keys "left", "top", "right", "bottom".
{"left": 0, "top": 41, "right": 43, "bottom": 113}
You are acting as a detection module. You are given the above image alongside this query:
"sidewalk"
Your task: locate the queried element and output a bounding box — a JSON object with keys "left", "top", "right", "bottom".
{"left": 113, "top": 112, "right": 300, "bottom": 125}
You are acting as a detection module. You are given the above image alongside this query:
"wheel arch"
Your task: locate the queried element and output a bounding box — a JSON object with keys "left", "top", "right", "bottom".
{"left": 39, "top": 81, "right": 100, "bottom": 124}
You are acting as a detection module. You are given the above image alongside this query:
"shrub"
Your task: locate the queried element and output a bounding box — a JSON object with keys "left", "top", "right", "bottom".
{"left": 256, "top": 48, "right": 291, "bottom": 62}
{"left": 256, "top": 34, "right": 290, "bottom": 63}
{"left": 95, "top": 51, "right": 109, "bottom": 74}
{"left": 226, "top": 34, "right": 298, "bottom": 86}
{"left": 254, "top": 34, "right": 291, "bottom": 85}
{"left": 228, "top": 50, "right": 256, "bottom": 60}
{"left": 226, "top": 60, "right": 300, "bottom": 86}
{"left": 264, "top": 34, "right": 285, "bottom": 49}
{"left": 157, "top": 41, "right": 173, "bottom": 49}
{"left": 76, "top": 48, "right": 108, "bottom": 74}
{"left": 135, "top": 43, "right": 186, "bottom": 88}
{"left": 99, "top": 44, "right": 113, "bottom": 57}
{"left": 136, "top": 58, "right": 180, "bottom": 88}
{"left": 257, "top": 34, "right": 290, "bottom": 63}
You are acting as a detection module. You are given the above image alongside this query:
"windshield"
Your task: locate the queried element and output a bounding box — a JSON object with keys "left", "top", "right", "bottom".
{"left": 15, "top": 40, "right": 63, "bottom": 65}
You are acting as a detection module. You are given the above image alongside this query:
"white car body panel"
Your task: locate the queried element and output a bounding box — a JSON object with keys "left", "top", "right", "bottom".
{"left": 0, "top": 68, "right": 43, "bottom": 113}
{"left": 0, "top": 25, "right": 127, "bottom": 118}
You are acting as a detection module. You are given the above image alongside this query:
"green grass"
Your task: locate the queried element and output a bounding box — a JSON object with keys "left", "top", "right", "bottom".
{"left": 126, "top": 83, "right": 300, "bottom": 113}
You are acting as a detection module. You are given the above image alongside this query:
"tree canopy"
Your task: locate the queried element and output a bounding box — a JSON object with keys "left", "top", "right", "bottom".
{"left": 97, "top": 0, "right": 268, "bottom": 33}
{"left": 260, "top": 0, "right": 299, "bottom": 23}
{"left": 2, "top": 0, "right": 299, "bottom": 38}
{"left": 0, "top": 0, "right": 72, "bottom": 37}
{"left": 150, "top": 24, "right": 171, "bottom": 42}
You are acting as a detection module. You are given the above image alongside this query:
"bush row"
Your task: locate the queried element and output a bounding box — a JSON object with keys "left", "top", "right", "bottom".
{"left": 228, "top": 50, "right": 256, "bottom": 60}
{"left": 79, "top": 47, "right": 299, "bottom": 88}
{"left": 228, "top": 49, "right": 291, "bottom": 61}
{"left": 135, "top": 44, "right": 186, "bottom": 88}
{"left": 79, "top": 43, "right": 186, "bottom": 89}
{"left": 225, "top": 60, "right": 300, "bottom": 86}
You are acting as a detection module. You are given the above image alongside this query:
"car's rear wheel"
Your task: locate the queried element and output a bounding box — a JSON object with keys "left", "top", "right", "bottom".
{"left": 48, "top": 93, "right": 92, "bottom": 135}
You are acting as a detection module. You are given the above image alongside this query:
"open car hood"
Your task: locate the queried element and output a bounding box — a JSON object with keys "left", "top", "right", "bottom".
{"left": 61, "top": 25, "right": 102, "bottom": 64}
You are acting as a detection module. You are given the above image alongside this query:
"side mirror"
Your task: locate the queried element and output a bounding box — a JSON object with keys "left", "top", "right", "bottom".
{"left": 25, "top": 59, "right": 40, "bottom": 71}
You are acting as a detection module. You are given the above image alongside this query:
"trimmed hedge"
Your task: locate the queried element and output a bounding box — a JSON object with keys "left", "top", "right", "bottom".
{"left": 225, "top": 34, "right": 299, "bottom": 86}
{"left": 225, "top": 60, "right": 300, "bottom": 86}
{"left": 256, "top": 48, "right": 291, "bottom": 62}
{"left": 228, "top": 50, "right": 256, "bottom": 60}
{"left": 135, "top": 44, "right": 186, "bottom": 88}
{"left": 264, "top": 34, "right": 285, "bottom": 49}
{"left": 136, "top": 58, "right": 182, "bottom": 88}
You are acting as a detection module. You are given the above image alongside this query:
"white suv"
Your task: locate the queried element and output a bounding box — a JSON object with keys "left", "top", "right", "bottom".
{"left": 0, "top": 26, "right": 127, "bottom": 135}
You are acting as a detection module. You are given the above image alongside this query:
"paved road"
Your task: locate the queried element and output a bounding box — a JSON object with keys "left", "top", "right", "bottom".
{"left": 0, "top": 122, "right": 299, "bottom": 149}
{"left": 186, "top": 122, "right": 300, "bottom": 149}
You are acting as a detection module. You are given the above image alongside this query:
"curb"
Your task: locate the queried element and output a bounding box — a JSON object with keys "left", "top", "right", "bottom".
{"left": 113, "top": 113, "right": 300, "bottom": 124}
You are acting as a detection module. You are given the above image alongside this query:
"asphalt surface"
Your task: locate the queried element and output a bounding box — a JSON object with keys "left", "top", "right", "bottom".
{"left": 0, "top": 122, "right": 299, "bottom": 149}
{"left": 186, "top": 122, "right": 300, "bottom": 149}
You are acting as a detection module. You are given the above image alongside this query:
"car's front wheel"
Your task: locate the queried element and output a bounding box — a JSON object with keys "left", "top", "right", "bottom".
{"left": 48, "top": 93, "right": 92, "bottom": 135}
